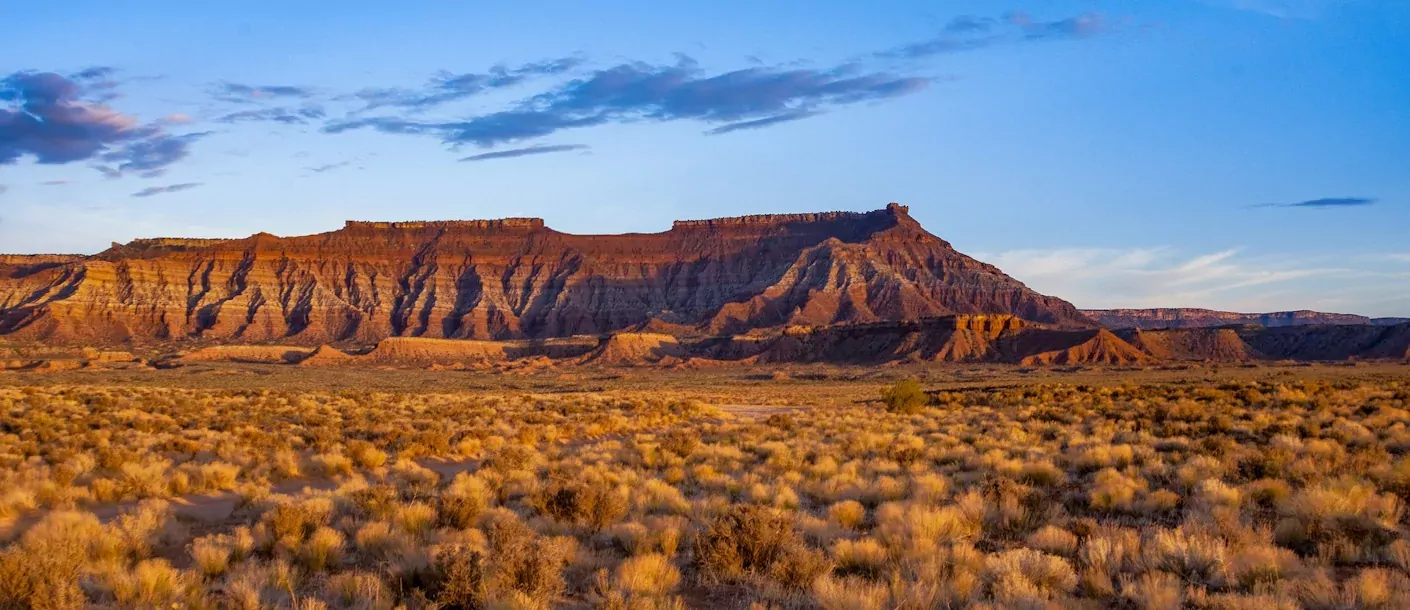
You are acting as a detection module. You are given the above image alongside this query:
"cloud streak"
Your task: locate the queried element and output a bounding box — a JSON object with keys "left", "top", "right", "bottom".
{"left": 219, "top": 106, "right": 326, "bottom": 125}
{"left": 215, "top": 82, "right": 315, "bottom": 102}
{"left": 1198, "top": 0, "right": 1346, "bottom": 19}
{"left": 458, "top": 144, "right": 588, "bottom": 162}
{"left": 306, "top": 160, "right": 353, "bottom": 173}
{"left": 1254, "top": 197, "right": 1377, "bottom": 209}
{"left": 878, "top": 11, "right": 1111, "bottom": 59}
{"left": 132, "top": 182, "right": 202, "bottom": 198}
{"left": 326, "top": 58, "right": 929, "bottom": 148}
{"left": 352, "top": 57, "right": 583, "bottom": 111}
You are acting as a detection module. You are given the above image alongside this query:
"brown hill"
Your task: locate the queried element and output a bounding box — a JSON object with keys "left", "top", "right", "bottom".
{"left": 579, "top": 333, "right": 687, "bottom": 365}
{"left": 1118, "top": 328, "right": 1257, "bottom": 361}
{"left": 297, "top": 344, "right": 356, "bottom": 366}
{"left": 1084, "top": 308, "right": 1375, "bottom": 329}
{"left": 1011, "top": 329, "right": 1154, "bottom": 366}
{"left": 1236, "top": 323, "right": 1410, "bottom": 361}
{"left": 1109, "top": 324, "right": 1410, "bottom": 363}
{"left": 738, "top": 315, "right": 1151, "bottom": 366}
{"left": 0, "top": 203, "right": 1092, "bottom": 345}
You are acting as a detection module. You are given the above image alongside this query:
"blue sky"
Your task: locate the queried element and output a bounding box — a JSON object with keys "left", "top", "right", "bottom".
{"left": 1, "top": 0, "right": 1407, "bottom": 315}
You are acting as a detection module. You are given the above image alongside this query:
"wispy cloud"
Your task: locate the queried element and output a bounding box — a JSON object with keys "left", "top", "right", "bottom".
{"left": 351, "top": 57, "right": 583, "bottom": 111}
{"left": 219, "top": 106, "right": 326, "bottom": 125}
{"left": 1253, "top": 197, "right": 1377, "bottom": 209}
{"left": 1198, "top": 0, "right": 1348, "bottom": 19}
{"left": 98, "top": 131, "right": 212, "bottom": 178}
{"left": 215, "top": 82, "right": 315, "bottom": 102}
{"left": 132, "top": 182, "right": 202, "bottom": 198}
{"left": 6, "top": 9, "right": 1115, "bottom": 171}
{"left": 980, "top": 246, "right": 1342, "bottom": 310}
{"left": 326, "top": 57, "right": 929, "bottom": 148}
{"left": 306, "top": 160, "right": 353, "bottom": 173}
{"left": 0, "top": 70, "right": 207, "bottom": 176}
{"left": 458, "top": 144, "right": 588, "bottom": 162}
{"left": 705, "top": 109, "right": 819, "bottom": 135}
{"left": 877, "top": 11, "right": 1112, "bottom": 59}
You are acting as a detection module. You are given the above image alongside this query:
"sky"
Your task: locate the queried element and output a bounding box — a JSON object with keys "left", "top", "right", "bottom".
{"left": 1, "top": 0, "right": 1407, "bottom": 316}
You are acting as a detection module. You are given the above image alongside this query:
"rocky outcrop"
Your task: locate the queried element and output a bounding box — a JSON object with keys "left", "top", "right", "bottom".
{"left": 1108, "top": 324, "right": 1410, "bottom": 362}
{"left": 1083, "top": 308, "right": 1376, "bottom": 329}
{"left": 178, "top": 345, "right": 314, "bottom": 364}
{"left": 1010, "top": 329, "right": 1153, "bottom": 366}
{"left": 1237, "top": 323, "right": 1410, "bottom": 361}
{"left": 738, "top": 315, "right": 1148, "bottom": 366}
{"left": 0, "top": 203, "right": 1093, "bottom": 345}
{"left": 579, "top": 333, "right": 686, "bottom": 365}
{"left": 1119, "top": 328, "right": 1256, "bottom": 361}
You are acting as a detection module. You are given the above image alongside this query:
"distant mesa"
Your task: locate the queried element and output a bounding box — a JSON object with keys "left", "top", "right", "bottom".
{"left": 1082, "top": 308, "right": 1382, "bottom": 329}
{"left": 1, "top": 203, "right": 1404, "bottom": 367}
{"left": 0, "top": 203, "right": 1091, "bottom": 348}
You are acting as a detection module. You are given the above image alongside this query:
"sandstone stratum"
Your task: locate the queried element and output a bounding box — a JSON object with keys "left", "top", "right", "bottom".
{"left": 0, "top": 204, "right": 1086, "bottom": 343}
{"left": 2, "top": 203, "right": 1406, "bottom": 368}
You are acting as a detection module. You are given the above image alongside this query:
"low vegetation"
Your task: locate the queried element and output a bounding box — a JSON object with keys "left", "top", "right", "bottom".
{"left": 3, "top": 377, "right": 1410, "bottom": 608}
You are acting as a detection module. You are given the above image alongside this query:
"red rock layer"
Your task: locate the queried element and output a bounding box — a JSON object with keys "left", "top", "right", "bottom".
{"left": 0, "top": 204, "right": 1092, "bottom": 345}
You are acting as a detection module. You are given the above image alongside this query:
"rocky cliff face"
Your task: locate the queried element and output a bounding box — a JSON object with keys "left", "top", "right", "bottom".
{"left": 0, "top": 203, "right": 1093, "bottom": 345}
{"left": 1083, "top": 308, "right": 1374, "bottom": 330}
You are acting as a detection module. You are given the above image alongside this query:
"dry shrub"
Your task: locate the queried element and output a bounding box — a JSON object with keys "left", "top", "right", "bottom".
{"left": 347, "top": 441, "right": 388, "bottom": 469}
{"left": 264, "top": 496, "right": 335, "bottom": 543}
{"left": 354, "top": 521, "right": 409, "bottom": 561}
{"left": 1229, "top": 542, "right": 1301, "bottom": 589}
{"left": 1121, "top": 571, "right": 1183, "bottom": 610}
{"left": 190, "top": 534, "right": 235, "bottom": 578}
{"left": 432, "top": 509, "right": 573, "bottom": 608}
{"left": 1143, "top": 527, "right": 1229, "bottom": 590}
{"left": 1026, "top": 525, "right": 1078, "bottom": 557}
{"left": 831, "top": 537, "right": 888, "bottom": 579}
{"left": 119, "top": 460, "right": 170, "bottom": 499}
{"left": 0, "top": 511, "right": 99, "bottom": 610}
{"left": 533, "top": 478, "right": 627, "bottom": 531}
{"left": 322, "top": 570, "right": 394, "bottom": 610}
{"left": 614, "top": 552, "right": 682, "bottom": 597}
{"left": 983, "top": 548, "right": 1078, "bottom": 604}
{"left": 874, "top": 501, "right": 981, "bottom": 558}
{"left": 1089, "top": 468, "right": 1145, "bottom": 513}
{"left": 313, "top": 452, "right": 354, "bottom": 477}
{"left": 1275, "top": 477, "right": 1402, "bottom": 562}
{"left": 813, "top": 575, "right": 891, "bottom": 610}
{"left": 440, "top": 473, "right": 493, "bottom": 529}
{"left": 881, "top": 379, "right": 928, "bottom": 414}
{"left": 1296, "top": 567, "right": 1410, "bottom": 609}
{"left": 301, "top": 526, "right": 345, "bottom": 572}
{"left": 827, "top": 500, "right": 866, "bottom": 530}
{"left": 393, "top": 502, "right": 438, "bottom": 538}
{"left": 198, "top": 461, "right": 241, "bottom": 491}
{"left": 693, "top": 504, "right": 826, "bottom": 590}
{"left": 103, "top": 558, "right": 193, "bottom": 608}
